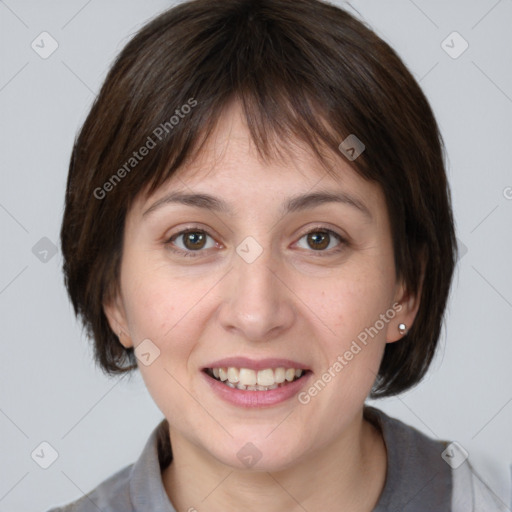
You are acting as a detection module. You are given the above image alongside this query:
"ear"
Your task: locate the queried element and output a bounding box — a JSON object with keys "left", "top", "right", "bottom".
{"left": 386, "top": 282, "right": 421, "bottom": 343}
{"left": 103, "top": 292, "right": 134, "bottom": 349}
{"left": 386, "top": 246, "right": 427, "bottom": 343}
{"left": 386, "top": 257, "right": 425, "bottom": 344}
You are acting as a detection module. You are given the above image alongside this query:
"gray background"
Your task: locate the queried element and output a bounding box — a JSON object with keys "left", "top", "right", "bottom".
{"left": 0, "top": 1, "right": 511, "bottom": 511}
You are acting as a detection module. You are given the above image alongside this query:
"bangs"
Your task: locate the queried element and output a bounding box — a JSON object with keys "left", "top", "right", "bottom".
{"left": 109, "top": 4, "right": 375, "bottom": 203}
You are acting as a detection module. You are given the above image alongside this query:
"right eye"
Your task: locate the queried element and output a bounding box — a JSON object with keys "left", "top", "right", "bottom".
{"left": 165, "top": 228, "right": 219, "bottom": 257}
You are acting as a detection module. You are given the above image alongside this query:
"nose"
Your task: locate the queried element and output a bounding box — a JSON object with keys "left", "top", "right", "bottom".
{"left": 217, "top": 244, "right": 295, "bottom": 342}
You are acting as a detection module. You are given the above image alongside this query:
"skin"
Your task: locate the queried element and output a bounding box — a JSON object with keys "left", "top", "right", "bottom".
{"left": 104, "top": 101, "right": 421, "bottom": 512}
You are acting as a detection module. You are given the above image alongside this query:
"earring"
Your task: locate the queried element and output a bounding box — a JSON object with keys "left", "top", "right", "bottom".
{"left": 398, "top": 323, "right": 407, "bottom": 335}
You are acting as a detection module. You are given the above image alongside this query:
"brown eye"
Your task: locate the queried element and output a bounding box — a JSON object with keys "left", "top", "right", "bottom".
{"left": 295, "top": 228, "right": 346, "bottom": 255}
{"left": 167, "top": 229, "right": 216, "bottom": 256}
{"left": 182, "top": 231, "right": 207, "bottom": 250}
{"left": 306, "top": 231, "right": 331, "bottom": 250}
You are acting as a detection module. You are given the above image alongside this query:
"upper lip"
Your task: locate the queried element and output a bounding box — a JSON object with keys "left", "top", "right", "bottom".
{"left": 203, "top": 357, "right": 310, "bottom": 371}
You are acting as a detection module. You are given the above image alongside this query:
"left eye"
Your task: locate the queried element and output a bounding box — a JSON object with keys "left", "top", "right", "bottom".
{"left": 296, "top": 229, "right": 344, "bottom": 252}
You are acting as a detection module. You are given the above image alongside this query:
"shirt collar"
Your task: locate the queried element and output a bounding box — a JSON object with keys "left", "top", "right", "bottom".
{"left": 129, "top": 418, "right": 176, "bottom": 512}
{"left": 128, "top": 407, "right": 452, "bottom": 511}
{"left": 364, "top": 405, "right": 452, "bottom": 511}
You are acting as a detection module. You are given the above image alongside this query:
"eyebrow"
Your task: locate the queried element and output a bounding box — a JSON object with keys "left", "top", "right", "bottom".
{"left": 142, "top": 190, "right": 372, "bottom": 220}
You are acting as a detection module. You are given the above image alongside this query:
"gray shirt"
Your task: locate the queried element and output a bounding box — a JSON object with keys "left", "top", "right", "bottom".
{"left": 45, "top": 406, "right": 508, "bottom": 511}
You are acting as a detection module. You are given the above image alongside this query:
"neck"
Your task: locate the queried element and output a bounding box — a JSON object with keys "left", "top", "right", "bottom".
{"left": 162, "top": 410, "right": 387, "bottom": 512}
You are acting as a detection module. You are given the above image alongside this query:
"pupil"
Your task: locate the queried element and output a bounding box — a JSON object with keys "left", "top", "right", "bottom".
{"left": 308, "top": 231, "right": 329, "bottom": 250}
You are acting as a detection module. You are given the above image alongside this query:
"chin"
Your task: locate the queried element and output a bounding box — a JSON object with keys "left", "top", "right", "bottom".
{"left": 206, "top": 433, "right": 307, "bottom": 472}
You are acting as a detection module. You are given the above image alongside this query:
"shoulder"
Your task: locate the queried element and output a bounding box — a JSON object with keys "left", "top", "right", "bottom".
{"left": 451, "top": 452, "right": 511, "bottom": 512}
{"left": 44, "top": 463, "right": 134, "bottom": 512}
{"left": 44, "top": 418, "right": 173, "bottom": 512}
{"left": 365, "top": 406, "right": 511, "bottom": 512}
{"left": 365, "top": 405, "right": 453, "bottom": 511}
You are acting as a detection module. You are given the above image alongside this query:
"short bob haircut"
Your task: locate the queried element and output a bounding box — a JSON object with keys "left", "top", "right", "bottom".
{"left": 61, "top": 0, "right": 457, "bottom": 398}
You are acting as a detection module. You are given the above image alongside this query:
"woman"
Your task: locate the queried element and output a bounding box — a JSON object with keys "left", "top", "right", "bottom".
{"left": 50, "top": 0, "right": 508, "bottom": 510}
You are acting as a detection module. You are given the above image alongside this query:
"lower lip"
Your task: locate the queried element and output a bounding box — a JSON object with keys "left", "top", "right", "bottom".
{"left": 201, "top": 370, "right": 312, "bottom": 408}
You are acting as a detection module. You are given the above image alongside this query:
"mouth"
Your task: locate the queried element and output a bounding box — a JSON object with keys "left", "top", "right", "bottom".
{"left": 203, "top": 366, "right": 310, "bottom": 391}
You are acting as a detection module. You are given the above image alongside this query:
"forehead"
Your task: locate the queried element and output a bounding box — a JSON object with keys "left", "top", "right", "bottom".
{"left": 134, "top": 101, "right": 383, "bottom": 218}
{"left": 173, "top": 101, "right": 331, "bottom": 182}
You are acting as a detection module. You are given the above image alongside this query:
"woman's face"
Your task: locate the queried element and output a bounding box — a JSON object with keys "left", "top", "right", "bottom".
{"left": 105, "top": 103, "right": 417, "bottom": 471}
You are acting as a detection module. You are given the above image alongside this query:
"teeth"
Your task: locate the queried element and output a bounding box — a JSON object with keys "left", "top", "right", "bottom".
{"left": 209, "top": 366, "right": 305, "bottom": 390}
{"left": 239, "top": 368, "right": 257, "bottom": 386}
{"left": 227, "top": 367, "right": 240, "bottom": 383}
{"left": 285, "top": 368, "right": 296, "bottom": 381}
{"left": 257, "top": 368, "right": 275, "bottom": 386}
{"left": 274, "top": 367, "right": 286, "bottom": 383}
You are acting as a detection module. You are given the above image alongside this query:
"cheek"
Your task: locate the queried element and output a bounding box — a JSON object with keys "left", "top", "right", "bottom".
{"left": 300, "top": 260, "right": 395, "bottom": 343}
{"left": 120, "top": 253, "right": 203, "bottom": 341}
{"left": 119, "top": 258, "right": 218, "bottom": 375}
{"left": 120, "top": 270, "right": 208, "bottom": 420}
{"left": 294, "top": 259, "right": 395, "bottom": 400}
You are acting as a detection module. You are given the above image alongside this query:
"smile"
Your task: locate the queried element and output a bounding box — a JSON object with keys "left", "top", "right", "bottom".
{"left": 205, "top": 366, "right": 307, "bottom": 391}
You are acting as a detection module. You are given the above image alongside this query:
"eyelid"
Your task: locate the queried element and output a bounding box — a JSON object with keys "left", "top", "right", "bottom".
{"left": 165, "top": 223, "right": 221, "bottom": 244}
{"left": 296, "top": 223, "right": 346, "bottom": 241}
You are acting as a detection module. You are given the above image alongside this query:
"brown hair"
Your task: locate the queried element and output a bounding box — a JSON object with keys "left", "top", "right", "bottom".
{"left": 60, "top": 0, "right": 457, "bottom": 397}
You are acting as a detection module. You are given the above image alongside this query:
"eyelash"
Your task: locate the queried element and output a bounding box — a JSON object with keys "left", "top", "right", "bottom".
{"left": 164, "top": 225, "right": 348, "bottom": 258}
